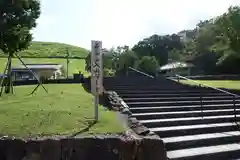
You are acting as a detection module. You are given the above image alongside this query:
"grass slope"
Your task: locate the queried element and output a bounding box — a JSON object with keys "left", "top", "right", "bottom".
{"left": 0, "top": 84, "right": 124, "bottom": 138}
{"left": 0, "top": 58, "right": 89, "bottom": 76}
{"left": 181, "top": 80, "right": 240, "bottom": 90}
{"left": 0, "top": 41, "right": 89, "bottom": 58}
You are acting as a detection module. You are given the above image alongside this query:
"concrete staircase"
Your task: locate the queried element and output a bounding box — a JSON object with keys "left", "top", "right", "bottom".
{"left": 104, "top": 76, "right": 240, "bottom": 160}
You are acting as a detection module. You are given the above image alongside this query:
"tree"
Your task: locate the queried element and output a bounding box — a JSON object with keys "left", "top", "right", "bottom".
{"left": 116, "top": 50, "right": 138, "bottom": 75}
{"left": 110, "top": 46, "right": 129, "bottom": 70}
{"left": 169, "top": 48, "right": 181, "bottom": 61}
{"left": 85, "top": 52, "right": 91, "bottom": 72}
{"left": 177, "top": 19, "right": 226, "bottom": 74}
{"left": 195, "top": 22, "right": 219, "bottom": 53}
{"left": 85, "top": 52, "right": 114, "bottom": 73}
{"left": 217, "top": 6, "right": 240, "bottom": 54}
{"left": 0, "top": 0, "right": 41, "bottom": 94}
{"left": 116, "top": 45, "right": 129, "bottom": 54}
{"left": 132, "top": 34, "right": 183, "bottom": 66}
{"left": 136, "top": 56, "right": 159, "bottom": 75}
{"left": 85, "top": 46, "right": 129, "bottom": 75}
{"left": 216, "top": 53, "right": 240, "bottom": 74}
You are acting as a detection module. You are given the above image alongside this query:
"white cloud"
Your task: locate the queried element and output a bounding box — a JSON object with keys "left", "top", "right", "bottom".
{"left": 37, "top": 15, "right": 56, "bottom": 26}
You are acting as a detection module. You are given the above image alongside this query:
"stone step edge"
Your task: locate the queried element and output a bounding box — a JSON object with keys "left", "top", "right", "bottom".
{"left": 162, "top": 131, "right": 240, "bottom": 144}
{"left": 167, "top": 143, "right": 240, "bottom": 159}
{"left": 103, "top": 90, "right": 161, "bottom": 138}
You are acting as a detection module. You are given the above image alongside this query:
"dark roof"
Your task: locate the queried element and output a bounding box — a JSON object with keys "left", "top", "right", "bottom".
{"left": 159, "top": 62, "right": 194, "bottom": 71}
{"left": 24, "top": 63, "right": 60, "bottom": 66}
{"left": 12, "top": 64, "right": 63, "bottom": 71}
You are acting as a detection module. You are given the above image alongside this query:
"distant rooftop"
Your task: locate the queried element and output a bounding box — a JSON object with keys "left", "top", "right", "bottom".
{"left": 12, "top": 64, "right": 63, "bottom": 71}
{"left": 160, "top": 62, "right": 194, "bottom": 71}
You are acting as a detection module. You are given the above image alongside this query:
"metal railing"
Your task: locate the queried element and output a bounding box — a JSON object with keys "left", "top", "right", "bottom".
{"left": 175, "top": 74, "right": 240, "bottom": 127}
{"left": 128, "top": 67, "right": 154, "bottom": 79}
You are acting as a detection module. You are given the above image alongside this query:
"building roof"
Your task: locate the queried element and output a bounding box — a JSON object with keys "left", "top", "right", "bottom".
{"left": 12, "top": 64, "right": 63, "bottom": 69}
{"left": 159, "top": 62, "right": 194, "bottom": 71}
{"left": 12, "top": 64, "right": 63, "bottom": 71}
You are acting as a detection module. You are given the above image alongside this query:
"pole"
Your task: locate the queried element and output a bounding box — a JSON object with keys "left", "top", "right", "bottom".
{"left": 199, "top": 84, "right": 203, "bottom": 118}
{"left": 94, "top": 94, "right": 99, "bottom": 122}
{"left": 66, "top": 48, "right": 69, "bottom": 79}
{"left": 67, "top": 58, "right": 69, "bottom": 79}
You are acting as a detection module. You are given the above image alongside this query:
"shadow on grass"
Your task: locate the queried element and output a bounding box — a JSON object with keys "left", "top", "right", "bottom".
{"left": 82, "top": 77, "right": 111, "bottom": 109}
{"left": 82, "top": 77, "right": 91, "bottom": 94}
{"left": 69, "top": 120, "right": 97, "bottom": 138}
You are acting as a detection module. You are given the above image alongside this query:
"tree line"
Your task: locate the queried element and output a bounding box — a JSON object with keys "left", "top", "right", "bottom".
{"left": 86, "top": 5, "right": 240, "bottom": 76}
{"left": 0, "top": 1, "right": 239, "bottom": 95}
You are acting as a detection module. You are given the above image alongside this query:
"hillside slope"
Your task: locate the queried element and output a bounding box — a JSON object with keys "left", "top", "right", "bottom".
{"left": 0, "top": 41, "right": 89, "bottom": 58}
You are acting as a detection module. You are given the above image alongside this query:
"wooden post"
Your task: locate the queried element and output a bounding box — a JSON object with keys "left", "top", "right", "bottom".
{"left": 91, "top": 40, "right": 103, "bottom": 122}
{"left": 5, "top": 54, "right": 13, "bottom": 94}
{"left": 15, "top": 53, "right": 48, "bottom": 94}
{"left": 0, "top": 60, "right": 10, "bottom": 96}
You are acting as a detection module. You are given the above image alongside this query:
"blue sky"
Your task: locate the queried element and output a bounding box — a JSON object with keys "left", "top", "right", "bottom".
{"left": 33, "top": 0, "right": 239, "bottom": 49}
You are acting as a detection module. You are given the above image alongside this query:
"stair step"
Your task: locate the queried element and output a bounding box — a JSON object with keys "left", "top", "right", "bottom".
{"left": 116, "top": 90, "right": 219, "bottom": 94}
{"left": 120, "top": 92, "right": 227, "bottom": 98}
{"left": 163, "top": 131, "right": 240, "bottom": 151}
{"left": 104, "top": 77, "right": 240, "bottom": 159}
{"left": 150, "top": 122, "right": 239, "bottom": 137}
{"left": 164, "top": 131, "right": 240, "bottom": 143}
{"left": 167, "top": 143, "right": 240, "bottom": 160}
{"left": 140, "top": 115, "right": 240, "bottom": 128}
{"left": 127, "top": 99, "right": 240, "bottom": 107}
{"left": 129, "top": 104, "right": 240, "bottom": 113}
{"left": 105, "top": 85, "right": 187, "bottom": 88}
{"left": 108, "top": 87, "right": 199, "bottom": 91}
{"left": 132, "top": 109, "right": 240, "bottom": 120}
{"left": 123, "top": 96, "right": 237, "bottom": 102}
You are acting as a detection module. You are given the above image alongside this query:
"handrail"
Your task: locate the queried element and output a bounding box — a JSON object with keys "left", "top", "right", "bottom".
{"left": 128, "top": 67, "right": 154, "bottom": 79}
{"left": 175, "top": 74, "right": 240, "bottom": 129}
{"left": 175, "top": 74, "right": 240, "bottom": 98}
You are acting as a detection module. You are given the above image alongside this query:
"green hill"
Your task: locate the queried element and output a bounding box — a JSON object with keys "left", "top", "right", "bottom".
{"left": 0, "top": 41, "right": 89, "bottom": 58}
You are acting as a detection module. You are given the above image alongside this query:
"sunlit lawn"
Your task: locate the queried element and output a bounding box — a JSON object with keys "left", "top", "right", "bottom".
{"left": 0, "top": 84, "right": 124, "bottom": 138}
{"left": 180, "top": 80, "right": 240, "bottom": 90}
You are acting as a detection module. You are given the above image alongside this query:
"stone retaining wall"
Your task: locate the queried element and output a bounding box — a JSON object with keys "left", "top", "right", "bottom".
{"left": 0, "top": 135, "right": 166, "bottom": 160}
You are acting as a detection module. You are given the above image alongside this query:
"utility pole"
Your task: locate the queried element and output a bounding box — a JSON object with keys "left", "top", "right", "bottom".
{"left": 66, "top": 48, "right": 69, "bottom": 79}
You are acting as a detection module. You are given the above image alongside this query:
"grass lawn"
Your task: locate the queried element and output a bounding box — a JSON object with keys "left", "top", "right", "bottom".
{"left": 0, "top": 84, "right": 124, "bottom": 138}
{"left": 0, "top": 58, "right": 89, "bottom": 77}
{"left": 0, "top": 41, "right": 88, "bottom": 58}
{"left": 180, "top": 80, "right": 240, "bottom": 90}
